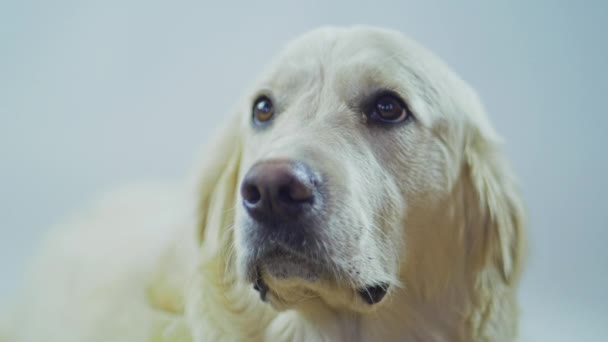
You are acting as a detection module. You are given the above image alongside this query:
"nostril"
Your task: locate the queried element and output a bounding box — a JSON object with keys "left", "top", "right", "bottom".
{"left": 242, "top": 184, "right": 261, "bottom": 204}
{"left": 281, "top": 181, "right": 314, "bottom": 203}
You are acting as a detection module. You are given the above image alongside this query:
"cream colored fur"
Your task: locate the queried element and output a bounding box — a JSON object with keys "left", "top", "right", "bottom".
{"left": 5, "top": 26, "right": 525, "bottom": 341}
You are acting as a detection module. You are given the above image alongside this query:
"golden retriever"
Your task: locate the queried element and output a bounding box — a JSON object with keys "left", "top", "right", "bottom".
{"left": 5, "top": 26, "right": 526, "bottom": 341}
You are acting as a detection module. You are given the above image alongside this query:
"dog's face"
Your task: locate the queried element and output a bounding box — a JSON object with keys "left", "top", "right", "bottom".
{"left": 231, "top": 27, "right": 480, "bottom": 312}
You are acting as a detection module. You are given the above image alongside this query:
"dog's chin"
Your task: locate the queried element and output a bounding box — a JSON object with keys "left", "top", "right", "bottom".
{"left": 253, "top": 269, "right": 322, "bottom": 311}
{"left": 244, "top": 248, "right": 391, "bottom": 312}
{"left": 257, "top": 251, "right": 323, "bottom": 282}
{"left": 246, "top": 246, "right": 320, "bottom": 287}
{"left": 245, "top": 249, "right": 324, "bottom": 311}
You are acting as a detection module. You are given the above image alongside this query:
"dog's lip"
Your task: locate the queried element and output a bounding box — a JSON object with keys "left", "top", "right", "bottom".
{"left": 249, "top": 241, "right": 319, "bottom": 272}
{"left": 246, "top": 244, "right": 325, "bottom": 290}
{"left": 253, "top": 268, "right": 270, "bottom": 301}
{"left": 357, "top": 283, "right": 389, "bottom": 305}
{"left": 249, "top": 248, "right": 392, "bottom": 309}
{"left": 265, "top": 240, "right": 315, "bottom": 261}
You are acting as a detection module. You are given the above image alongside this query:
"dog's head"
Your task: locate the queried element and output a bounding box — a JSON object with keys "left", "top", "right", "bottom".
{"left": 197, "top": 27, "right": 524, "bottom": 315}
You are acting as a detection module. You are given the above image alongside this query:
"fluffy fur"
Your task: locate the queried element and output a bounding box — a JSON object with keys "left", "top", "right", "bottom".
{"left": 5, "top": 26, "right": 525, "bottom": 341}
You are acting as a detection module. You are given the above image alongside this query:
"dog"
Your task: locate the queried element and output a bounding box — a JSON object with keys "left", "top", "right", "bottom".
{"left": 5, "top": 26, "right": 525, "bottom": 341}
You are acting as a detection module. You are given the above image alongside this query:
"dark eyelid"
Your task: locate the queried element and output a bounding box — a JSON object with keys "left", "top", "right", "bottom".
{"left": 253, "top": 91, "right": 280, "bottom": 112}
{"left": 252, "top": 89, "right": 275, "bottom": 104}
{"left": 358, "top": 88, "right": 398, "bottom": 110}
{"left": 360, "top": 89, "right": 414, "bottom": 125}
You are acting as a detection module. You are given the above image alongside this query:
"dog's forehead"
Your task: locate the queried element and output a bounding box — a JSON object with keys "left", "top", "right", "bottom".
{"left": 267, "top": 28, "right": 412, "bottom": 79}
{"left": 259, "top": 28, "right": 427, "bottom": 99}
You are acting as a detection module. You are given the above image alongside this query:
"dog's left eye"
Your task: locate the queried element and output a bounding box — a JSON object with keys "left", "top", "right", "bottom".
{"left": 368, "top": 93, "right": 411, "bottom": 124}
{"left": 252, "top": 96, "right": 274, "bottom": 124}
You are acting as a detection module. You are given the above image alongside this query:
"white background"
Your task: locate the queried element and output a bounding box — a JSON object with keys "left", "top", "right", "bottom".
{"left": 1, "top": 1, "right": 607, "bottom": 340}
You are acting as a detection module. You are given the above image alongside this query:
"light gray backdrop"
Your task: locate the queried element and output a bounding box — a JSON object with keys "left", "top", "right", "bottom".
{"left": 1, "top": 0, "right": 606, "bottom": 340}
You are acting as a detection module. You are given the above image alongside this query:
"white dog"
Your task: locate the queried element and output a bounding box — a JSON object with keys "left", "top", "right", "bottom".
{"left": 4, "top": 26, "right": 526, "bottom": 341}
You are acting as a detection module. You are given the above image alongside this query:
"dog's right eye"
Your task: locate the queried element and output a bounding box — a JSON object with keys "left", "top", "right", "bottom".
{"left": 361, "top": 91, "right": 413, "bottom": 126}
{"left": 252, "top": 96, "right": 274, "bottom": 124}
{"left": 367, "top": 93, "right": 411, "bottom": 124}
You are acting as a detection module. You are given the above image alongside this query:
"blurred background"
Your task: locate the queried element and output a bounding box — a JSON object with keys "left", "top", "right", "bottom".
{"left": 1, "top": 0, "right": 606, "bottom": 340}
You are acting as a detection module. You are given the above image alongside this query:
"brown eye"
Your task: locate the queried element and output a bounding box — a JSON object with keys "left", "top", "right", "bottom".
{"left": 252, "top": 96, "right": 274, "bottom": 123}
{"left": 371, "top": 94, "right": 410, "bottom": 123}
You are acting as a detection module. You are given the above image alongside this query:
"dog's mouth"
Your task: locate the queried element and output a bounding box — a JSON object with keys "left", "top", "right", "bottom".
{"left": 250, "top": 261, "right": 317, "bottom": 310}
{"left": 252, "top": 271, "right": 389, "bottom": 307}
{"left": 249, "top": 245, "right": 323, "bottom": 280}
{"left": 240, "top": 219, "right": 392, "bottom": 309}
{"left": 249, "top": 249, "right": 390, "bottom": 307}
{"left": 253, "top": 271, "right": 270, "bottom": 301}
{"left": 357, "top": 283, "right": 389, "bottom": 304}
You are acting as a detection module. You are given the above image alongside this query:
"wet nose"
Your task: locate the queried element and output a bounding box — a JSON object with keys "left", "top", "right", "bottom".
{"left": 240, "top": 159, "right": 319, "bottom": 223}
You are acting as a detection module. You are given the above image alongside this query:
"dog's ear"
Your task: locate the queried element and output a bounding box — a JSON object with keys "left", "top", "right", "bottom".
{"left": 463, "top": 101, "right": 526, "bottom": 284}
{"left": 186, "top": 114, "right": 276, "bottom": 338}
{"left": 196, "top": 114, "right": 243, "bottom": 258}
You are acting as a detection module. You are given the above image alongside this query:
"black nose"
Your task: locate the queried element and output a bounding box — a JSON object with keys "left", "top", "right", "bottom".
{"left": 241, "top": 159, "right": 319, "bottom": 222}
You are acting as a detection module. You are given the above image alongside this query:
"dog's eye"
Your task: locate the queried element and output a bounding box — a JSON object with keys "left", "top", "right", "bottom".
{"left": 252, "top": 96, "right": 274, "bottom": 123}
{"left": 369, "top": 94, "right": 410, "bottom": 124}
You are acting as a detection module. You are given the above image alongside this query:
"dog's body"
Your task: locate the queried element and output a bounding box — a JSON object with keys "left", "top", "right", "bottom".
{"left": 5, "top": 27, "right": 525, "bottom": 342}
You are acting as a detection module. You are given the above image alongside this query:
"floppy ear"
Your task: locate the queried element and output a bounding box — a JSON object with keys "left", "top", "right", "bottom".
{"left": 189, "top": 114, "right": 277, "bottom": 339}
{"left": 196, "top": 113, "right": 243, "bottom": 259}
{"left": 146, "top": 114, "right": 244, "bottom": 310}
{"left": 463, "top": 107, "right": 526, "bottom": 284}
